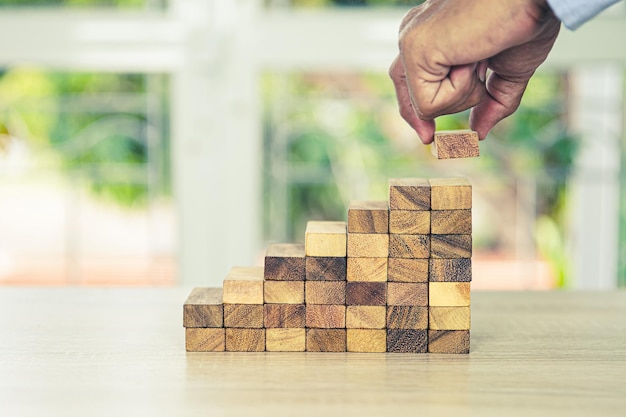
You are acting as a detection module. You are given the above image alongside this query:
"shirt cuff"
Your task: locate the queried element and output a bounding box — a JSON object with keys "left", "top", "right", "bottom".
{"left": 546, "top": 0, "right": 621, "bottom": 30}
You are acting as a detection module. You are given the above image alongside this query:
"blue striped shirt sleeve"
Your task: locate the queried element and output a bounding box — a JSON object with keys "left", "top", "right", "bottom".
{"left": 546, "top": 0, "right": 622, "bottom": 29}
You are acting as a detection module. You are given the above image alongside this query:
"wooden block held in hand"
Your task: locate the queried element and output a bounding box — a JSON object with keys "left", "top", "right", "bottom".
{"left": 346, "top": 306, "right": 386, "bottom": 329}
{"left": 264, "top": 281, "right": 305, "bottom": 304}
{"left": 429, "top": 178, "right": 472, "bottom": 210}
{"left": 264, "top": 304, "right": 306, "bottom": 328}
{"left": 185, "top": 328, "right": 225, "bottom": 352}
{"left": 305, "top": 281, "right": 346, "bottom": 305}
{"left": 347, "top": 233, "right": 389, "bottom": 258}
{"left": 347, "top": 257, "right": 387, "bottom": 282}
{"left": 431, "top": 210, "right": 472, "bottom": 234}
{"left": 389, "top": 178, "right": 431, "bottom": 210}
{"left": 264, "top": 243, "right": 305, "bottom": 281}
{"left": 305, "top": 221, "right": 347, "bottom": 257}
{"left": 386, "top": 306, "right": 428, "bottom": 329}
{"left": 432, "top": 130, "right": 479, "bottom": 159}
{"left": 429, "top": 306, "right": 471, "bottom": 330}
{"left": 222, "top": 266, "right": 264, "bottom": 305}
{"left": 389, "top": 210, "right": 430, "bottom": 235}
{"left": 348, "top": 200, "right": 389, "bottom": 234}
{"left": 266, "top": 328, "right": 306, "bottom": 352}
{"left": 223, "top": 304, "right": 264, "bottom": 328}
{"left": 183, "top": 287, "right": 223, "bottom": 328}
{"left": 428, "top": 330, "right": 470, "bottom": 354}
{"left": 387, "top": 329, "right": 427, "bottom": 353}
{"left": 429, "top": 258, "right": 472, "bottom": 282}
{"left": 430, "top": 235, "right": 472, "bottom": 258}
{"left": 305, "top": 305, "right": 346, "bottom": 328}
{"left": 225, "top": 328, "right": 265, "bottom": 352}
{"left": 429, "top": 282, "right": 471, "bottom": 306}
{"left": 347, "top": 329, "right": 386, "bottom": 353}
{"left": 306, "top": 329, "right": 346, "bottom": 352}
{"left": 305, "top": 257, "right": 346, "bottom": 281}
{"left": 388, "top": 234, "right": 430, "bottom": 259}
{"left": 388, "top": 258, "right": 429, "bottom": 282}
{"left": 346, "top": 282, "right": 386, "bottom": 306}
{"left": 387, "top": 282, "right": 428, "bottom": 306}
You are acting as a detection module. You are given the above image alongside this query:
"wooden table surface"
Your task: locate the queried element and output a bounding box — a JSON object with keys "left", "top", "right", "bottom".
{"left": 0, "top": 288, "right": 624, "bottom": 417}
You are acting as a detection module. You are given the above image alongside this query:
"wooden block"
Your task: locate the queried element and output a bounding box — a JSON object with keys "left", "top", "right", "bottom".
{"left": 429, "top": 282, "right": 471, "bottom": 306}
{"left": 388, "top": 234, "right": 430, "bottom": 259}
{"left": 386, "top": 329, "right": 427, "bottom": 353}
{"left": 305, "top": 257, "right": 346, "bottom": 281}
{"left": 185, "top": 328, "right": 225, "bottom": 352}
{"left": 387, "top": 258, "right": 429, "bottom": 283}
{"left": 222, "top": 266, "right": 264, "bottom": 305}
{"left": 266, "top": 328, "right": 306, "bottom": 352}
{"left": 346, "top": 282, "right": 386, "bottom": 306}
{"left": 225, "top": 328, "right": 265, "bottom": 352}
{"left": 264, "top": 304, "right": 306, "bottom": 328}
{"left": 347, "top": 233, "right": 389, "bottom": 258}
{"left": 347, "top": 329, "right": 386, "bottom": 353}
{"left": 346, "top": 306, "right": 386, "bottom": 329}
{"left": 428, "top": 330, "right": 470, "bottom": 354}
{"left": 223, "top": 304, "right": 264, "bottom": 328}
{"left": 429, "top": 178, "right": 471, "bottom": 210}
{"left": 306, "top": 329, "right": 346, "bottom": 352}
{"left": 264, "top": 281, "right": 305, "bottom": 304}
{"left": 387, "top": 282, "right": 428, "bottom": 306}
{"left": 386, "top": 306, "right": 428, "bottom": 329}
{"left": 429, "top": 258, "right": 472, "bottom": 282}
{"left": 305, "top": 281, "right": 346, "bottom": 305}
{"left": 305, "top": 221, "right": 347, "bottom": 257}
{"left": 429, "top": 307, "right": 471, "bottom": 330}
{"left": 183, "top": 287, "right": 223, "bottom": 328}
{"left": 347, "top": 257, "right": 387, "bottom": 282}
{"left": 389, "top": 210, "right": 430, "bottom": 235}
{"left": 432, "top": 129, "right": 479, "bottom": 159}
{"left": 264, "top": 243, "right": 305, "bottom": 281}
{"left": 430, "top": 235, "right": 472, "bottom": 258}
{"left": 305, "top": 305, "right": 346, "bottom": 328}
{"left": 431, "top": 210, "right": 472, "bottom": 234}
{"left": 348, "top": 200, "right": 389, "bottom": 234}
{"left": 389, "top": 178, "right": 431, "bottom": 210}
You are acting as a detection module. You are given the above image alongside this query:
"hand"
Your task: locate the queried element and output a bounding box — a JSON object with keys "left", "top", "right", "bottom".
{"left": 389, "top": 0, "right": 561, "bottom": 144}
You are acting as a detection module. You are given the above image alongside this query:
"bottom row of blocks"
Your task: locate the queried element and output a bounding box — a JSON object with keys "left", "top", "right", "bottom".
{"left": 186, "top": 328, "right": 470, "bottom": 354}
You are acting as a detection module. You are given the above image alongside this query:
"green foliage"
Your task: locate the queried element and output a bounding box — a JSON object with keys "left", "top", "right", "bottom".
{"left": 0, "top": 0, "right": 145, "bottom": 7}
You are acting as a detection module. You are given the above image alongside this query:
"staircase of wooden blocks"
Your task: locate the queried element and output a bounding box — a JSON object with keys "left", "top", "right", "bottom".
{"left": 184, "top": 178, "right": 471, "bottom": 353}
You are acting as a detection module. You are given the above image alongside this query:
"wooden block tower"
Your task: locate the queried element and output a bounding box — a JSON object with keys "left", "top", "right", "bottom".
{"left": 183, "top": 177, "right": 472, "bottom": 353}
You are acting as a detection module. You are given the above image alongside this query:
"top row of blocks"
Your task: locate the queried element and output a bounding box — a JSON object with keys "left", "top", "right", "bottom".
{"left": 389, "top": 178, "right": 471, "bottom": 211}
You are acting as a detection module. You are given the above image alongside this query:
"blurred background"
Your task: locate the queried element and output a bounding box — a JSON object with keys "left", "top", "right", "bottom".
{"left": 0, "top": 0, "right": 624, "bottom": 289}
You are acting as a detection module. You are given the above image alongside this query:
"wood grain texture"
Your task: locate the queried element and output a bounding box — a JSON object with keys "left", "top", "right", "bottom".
{"left": 387, "top": 282, "right": 428, "bottom": 306}
{"left": 347, "top": 200, "right": 389, "bottom": 234}
{"left": 431, "top": 210, "right": 472, "bottom": 234}
{"left": 305, "top": 257, "right": 346, "bottom": 281}
{"left": 185, "top": 328, "right": 225, "bottom": 352}
{"left": 305, "top": 281, "right": 346, "bottom": 305}
{"left": 305, "top": 305, "right": 346, "bottom": 328}
{"left": 225, "top": 328, "right": 265, "bottom": 352}
{"left": 387, "top": 258, "right": 429, "bottom": 282}
{"left": 388, "top": 234, "right": 430, "bottom": 259}
{"left": 266, "top": 328, "right": 306, "bottom": 352}
{"left": 386, "top": 329, "right": 428, "bottom": 353}
{"left": 429, "top": 282, "right": 471, "bottom": 306}
{"left": 429, "top": 306, "right": 471, "bottom": 330}
{"left": 430, "top": 234, "right": 472, "bottom": 259}
{"left": 346, "top": 282, "right": 386, "bottom": 306}
{"left": 431, "top": 130, "right": 480, "bottom": 159}
{"left": 306, "top": 329, "right": 346, "bottom": 352}
{"left": 347, "top": 233, "right": 389, "bottom": 258}
{"left": 264, "top": 281, "right": 305, "bottom": 304}
{"left": 429, "top": 258, "right": 472, "bottom": 282}
{"left": 346, "top": 306, "right": 386, "bottom": 329}
{"left": 428, "top": 330, "right": 470, "bottom": 354}
{"left": 429, "top": 178, "right": 472, "bottom": 210}
{"left": 305, "top": 221, "right": 347, "bottom": 257}
{"left": 264, "top": 243, "right": 305, "bottom": 281}
{"left": 347, "top": 257, "right": 387, "bottom": 282}
{"left": 389, "top": 178, "right": 431, "bottom": 210}
{"left": 222, "top": 266, "right": 264, "bottom": 305}
{"left": 183, "top": 287, "right": 223, "bottom": 328}
{"left": 223, "top": 304, "right": 264, "bottom": 328}
{"left": 389, "top": 210, "right": 430, "bottom": 234}
{"left": 264, "top": 304, "right": 306, "bottom": 328}
{"left": 347, "top": 329, "right": 386, "bottom": 353}
{"left": 386, "top": 306, "right": 428, "bottom": 329}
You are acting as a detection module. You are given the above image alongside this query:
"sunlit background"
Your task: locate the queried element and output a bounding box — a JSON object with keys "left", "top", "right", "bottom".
{"left": 0, "top": 0, "right": 624, "bottom": 289}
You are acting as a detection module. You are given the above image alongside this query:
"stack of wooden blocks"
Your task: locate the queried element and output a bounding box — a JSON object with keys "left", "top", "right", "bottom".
{"left": 184, "top": 177, "right": 472, "bottom": 353}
